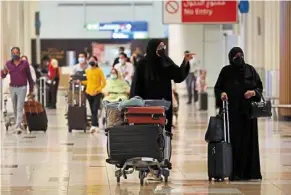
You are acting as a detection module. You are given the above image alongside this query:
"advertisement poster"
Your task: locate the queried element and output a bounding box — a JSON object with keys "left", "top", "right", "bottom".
{"left": 92, "top": 42, "right": 105, "bottom": 64}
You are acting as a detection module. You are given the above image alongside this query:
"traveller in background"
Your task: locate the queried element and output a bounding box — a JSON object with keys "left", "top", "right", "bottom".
{"left": 1, "top": 47, "right": 34, "bottom": 134}
{"left": 83, "top": 56, "right": 106, "bottom": 133}
{"left": 130, "top": 47, "right": 144, "bottom": 69}
{"left": 71, "top": 52, "right": 89, "bottom": 77}
{"left": 114, "top": 53, "right": 134, "bottom": 85}
{"left": 67, "top": 52, "right": 89, "bottom": 108}
{"left": 112, "top": 46, "right": 130, "bottom": 66}
{"left": 21, "top": 55, "right": 37, "bottom": 97}
{"left": 42, "top": 55, "right": 60, "bottom": 109}
{"left": 103, "top": 68, "right": 130, "bottom": 102}
{"left": 130, "top": 39, "right": 193, "bottom": 181}
{"left": 214, "top": 47, "right": 263, "bottom": 181}
{"left": 185, "top": 50, "right": 198, "bottom": 104}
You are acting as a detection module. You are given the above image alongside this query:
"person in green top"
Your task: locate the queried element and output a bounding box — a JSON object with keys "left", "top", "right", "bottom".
{"left": 103, "top": 68, "right": 130, "bottom": 102}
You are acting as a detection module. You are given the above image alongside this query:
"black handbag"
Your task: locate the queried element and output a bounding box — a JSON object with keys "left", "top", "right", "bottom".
{"left": 205, "top": 114, "right": 224, "bottom": 143}
{"left": 250, "top": 90, "right": 272, "bottom": 118}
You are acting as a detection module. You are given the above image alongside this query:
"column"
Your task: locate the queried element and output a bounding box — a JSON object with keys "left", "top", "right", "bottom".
{"left": 168, "top": 24, "right": 223, "bottom": 88}
{"left": 168, "top": 24, "right": 204, "bottom": 65}
{"left": 279, "top": 1, "right": 291, "bottom": 117}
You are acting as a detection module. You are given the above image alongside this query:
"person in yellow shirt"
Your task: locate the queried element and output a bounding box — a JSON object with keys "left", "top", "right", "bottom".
{"left": 84, "top": 56, "right": 106, "bottom": 133}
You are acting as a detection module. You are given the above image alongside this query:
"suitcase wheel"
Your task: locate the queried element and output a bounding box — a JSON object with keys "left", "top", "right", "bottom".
{"left": 69, "top": 128, "right": 72, "bottom": 133}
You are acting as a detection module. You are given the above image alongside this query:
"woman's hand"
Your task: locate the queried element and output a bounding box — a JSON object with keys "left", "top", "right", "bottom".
{"left": 244, "top": 90, "right": 256, "bottom": 99}
{"left": 184, "top": 53, "right": 195, "bottom": 62}
{"left": 221, "top": 92, "right": 228, "bottom": 100}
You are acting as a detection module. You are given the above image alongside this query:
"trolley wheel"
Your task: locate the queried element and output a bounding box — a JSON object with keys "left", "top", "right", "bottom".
{"left": 215, "top": 177, "right": 224, "bottom": 182}
{"left": 164, "top": 176, "right": 168, "bottom": 183}
{"left": 208, "top": 177, "right": 212, "bottom": 181}
{"left": 139, "top": 171, "right": 146, "bottom": 185}
{"left": 117, "top": 176, "right": 120, "bottom": 183}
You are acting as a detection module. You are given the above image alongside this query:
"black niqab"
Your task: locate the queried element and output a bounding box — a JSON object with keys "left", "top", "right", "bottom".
{"left": 144, "top": 39, "right": 163, "bottom": 81}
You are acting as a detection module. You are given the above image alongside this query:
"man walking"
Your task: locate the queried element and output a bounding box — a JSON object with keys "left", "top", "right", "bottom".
{"left": 1, "top": 47, "right": 34, "bottom": 134}
{"left": 185, "top": 50, "right": 198, "bottom": 104}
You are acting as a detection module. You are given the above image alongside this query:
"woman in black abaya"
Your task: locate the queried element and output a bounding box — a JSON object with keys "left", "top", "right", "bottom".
{"left": 130, "top": 39, "right": 193, "bottom": 133}
{"left": 214, "top": 47, "right": 263, "bottom": 181}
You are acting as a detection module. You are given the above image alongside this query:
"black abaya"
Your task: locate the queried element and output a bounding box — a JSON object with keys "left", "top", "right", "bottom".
{"left": 130, "top": 55, "right": 189, "bottom": 133}
{"left": 214, "top": 63, "right": 263, "bottom": 180}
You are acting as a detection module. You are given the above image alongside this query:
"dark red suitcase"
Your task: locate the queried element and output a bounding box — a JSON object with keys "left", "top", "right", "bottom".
{"left": 124, "top": 106, "right": 166, "bottom": 126}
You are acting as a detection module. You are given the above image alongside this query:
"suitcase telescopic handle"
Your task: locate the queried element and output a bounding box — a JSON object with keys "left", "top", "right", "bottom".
{"left": 222, "top": 100, "right": 230, "bottom": 144}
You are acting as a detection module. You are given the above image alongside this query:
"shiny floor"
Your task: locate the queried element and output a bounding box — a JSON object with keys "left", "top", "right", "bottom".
{"left": 1, "top": 94, "right": 291, "bottom": 195}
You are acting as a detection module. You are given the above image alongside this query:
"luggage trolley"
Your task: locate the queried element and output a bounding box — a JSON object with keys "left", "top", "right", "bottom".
{"left": 103, "top": 100, "right": 172, "bottom": 185}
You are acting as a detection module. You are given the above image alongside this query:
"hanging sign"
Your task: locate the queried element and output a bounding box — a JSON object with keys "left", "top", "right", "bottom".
{"left": 163, "top": 0, "right": 238, "bottom": 24}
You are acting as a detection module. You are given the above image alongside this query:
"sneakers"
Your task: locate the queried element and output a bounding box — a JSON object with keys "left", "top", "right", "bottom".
{"left": 89, "top": 126, "right": 98, "bottom": 133}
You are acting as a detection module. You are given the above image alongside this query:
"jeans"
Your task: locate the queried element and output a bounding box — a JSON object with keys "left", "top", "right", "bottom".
{"left": 186, "top": 73, "right": 197, "bottom": 103}
{"left": 10, "top": 86, "right": 27, "bottom": 128}
{"left": 86, "top": 93, "right": 102, "bottom": 127}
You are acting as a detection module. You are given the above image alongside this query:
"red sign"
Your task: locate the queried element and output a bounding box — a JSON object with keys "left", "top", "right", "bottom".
{"left": 181, "top": 0, "right": 238, "bottom": 23}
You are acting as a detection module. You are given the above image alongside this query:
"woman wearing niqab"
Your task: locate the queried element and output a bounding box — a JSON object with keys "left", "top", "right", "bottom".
{"left": 130, "top": 39, "right": 192, "bottom": 133}
{"left": 214, "top": 47, "right": 263, "bottom": 181}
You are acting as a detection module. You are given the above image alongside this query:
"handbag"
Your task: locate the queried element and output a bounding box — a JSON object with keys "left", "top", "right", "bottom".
{"left": 205, "top": 114, "right": 224, "bottom": 143}
{"left": 249, "top": 90, "right": 272, "bottom": 118}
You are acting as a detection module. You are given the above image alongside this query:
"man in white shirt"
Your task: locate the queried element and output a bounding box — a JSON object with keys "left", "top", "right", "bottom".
{"left": 114, "top": 53, "right": 134, "bottom": 85}
{"left": 71, "top": 52, "right": 89, "bottom": 77}
{"left": 185, "top": 50, "right": 198, "bottom": 104}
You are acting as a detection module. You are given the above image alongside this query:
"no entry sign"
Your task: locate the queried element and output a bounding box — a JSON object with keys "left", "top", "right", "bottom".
{"left": 163, "top": 0, "right": 238, "bottom": 24}
{"left": 166, "top": 1, "right": 179, "bottom": 14}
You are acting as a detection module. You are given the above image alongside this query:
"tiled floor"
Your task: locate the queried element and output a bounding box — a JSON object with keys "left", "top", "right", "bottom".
{"left": 1, "top": 95, "right": 291, "bottom": 195}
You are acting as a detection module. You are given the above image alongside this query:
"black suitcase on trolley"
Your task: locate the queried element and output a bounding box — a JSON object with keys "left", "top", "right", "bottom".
{"left": 106, "top": 125, "right": 164, "bottom": 164}
{"left": 208, "top": 100, "right": 232, "bottom": 181}
{"left": 68, "top": 83, "right": 87, "bottom": 132}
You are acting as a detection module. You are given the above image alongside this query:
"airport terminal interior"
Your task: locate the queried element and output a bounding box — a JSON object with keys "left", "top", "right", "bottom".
{"left": 1, "top": 0, "right": 291, "bottom": 195}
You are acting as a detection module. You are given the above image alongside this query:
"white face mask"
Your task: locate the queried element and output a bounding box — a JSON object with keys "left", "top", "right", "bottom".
{"left": 78, "top": 57, "right": 85, "bottom": 64}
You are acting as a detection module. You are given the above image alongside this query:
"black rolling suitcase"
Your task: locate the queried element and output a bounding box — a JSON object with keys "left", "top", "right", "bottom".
{"left": 208, "top": 100, "right": 232, "bottom": 181}
{"left": 106, "top": 125, "right": 164, "bottom": 164}
{"left": 68, "top": 83, "right": 87, "bottom": 132}
{"left": 200, "top": 92, "right": 208, "bottom": 110}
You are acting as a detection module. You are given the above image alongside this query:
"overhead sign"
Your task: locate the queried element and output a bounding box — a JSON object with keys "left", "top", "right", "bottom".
{"left": 85, "top": 21, "right": 148, "bottom": 39}
{"left": 163, "top": 0, "right": 238, "bottom": 24}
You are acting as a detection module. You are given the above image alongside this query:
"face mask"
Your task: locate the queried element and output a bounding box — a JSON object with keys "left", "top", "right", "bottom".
{"left": 12, "top": 54, "right": 20, "bottom": 61}
{"left": 111, "top": 74, "right": 117, "bottom": 80}
{"left": 233, "top": 56, "right": 244, "bottom": 66}
{"left": 78, "top": 57, "right": 85, "bottom": 64}
{"left": 89, "top": 61, "right": 96, "bottom": 66}
{"left": 157, "top": 49, "right": 166, "bottom": 57}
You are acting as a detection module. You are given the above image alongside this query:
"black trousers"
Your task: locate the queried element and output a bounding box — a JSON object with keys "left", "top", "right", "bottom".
{"left": 86, "top": 93, "right": 102, "bottom": 127}
{"left": 48, "top": 78, "right": 59, "bottom": 107}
